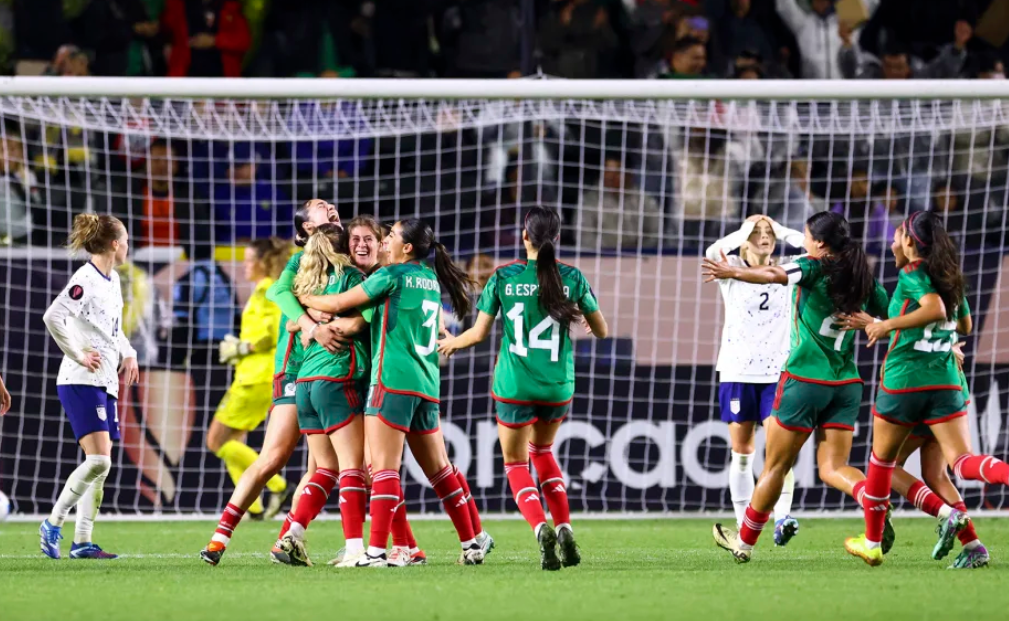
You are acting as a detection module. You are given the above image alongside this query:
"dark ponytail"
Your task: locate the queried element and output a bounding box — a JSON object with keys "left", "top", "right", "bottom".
{"left": 806, "top": 211, "right": 875, "bottom": 314}
{"left": 293, "top": 200, "right": 313, "bottom": 247}
{"left": 525, "top": 207, "right": 580, "bottom": 325}
{"left": 399, "top": 218, "right": 476, "bottom": 320}
{"left": 906, "top": 211, "right": 965, "bottom": 320}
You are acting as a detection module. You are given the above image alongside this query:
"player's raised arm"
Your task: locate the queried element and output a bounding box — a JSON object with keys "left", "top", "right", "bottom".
{"left": 702, "top": 250, "right": 789, "bottom": 285}
{"left": 438, "top": 311, "right": 495, "bottom": 358}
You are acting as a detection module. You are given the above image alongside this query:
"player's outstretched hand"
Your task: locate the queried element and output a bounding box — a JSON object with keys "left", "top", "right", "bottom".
{"left": 837, "top": 311, "right": 874, "bottom": 331}
{"left": 80, "top": 350, "right": 102, "bottom": 372}
{"left": 306, "top": 308, "right": 333, "bottom": 323}
{"left": 437, "top": 334, "right": 460, "bottom": 358}
{"left": 119, "top": 357, "right": 139, "bottom": 385}
{"left": 314, "top": 324, "right": 349, "bottom": 354}
{"left": 864, "top": 320, "right": 891, "bottom": 347}
{"left": 701, "top": 250, "right": 737, "bottom": 283}
{"left": 0, "top": 375, "right": 10, "bottom": 415}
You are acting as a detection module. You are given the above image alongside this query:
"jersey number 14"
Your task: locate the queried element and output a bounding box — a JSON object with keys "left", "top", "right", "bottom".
{"left": 506, "top": 303, "right": 560, "bottom": 362}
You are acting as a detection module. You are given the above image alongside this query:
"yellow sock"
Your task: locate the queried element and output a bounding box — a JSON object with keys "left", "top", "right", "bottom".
{"left": 265, "top": 473, "right": 287, "bottom": 494}
{"left": 216, "top": 440, "right": 264, "bottom": 513}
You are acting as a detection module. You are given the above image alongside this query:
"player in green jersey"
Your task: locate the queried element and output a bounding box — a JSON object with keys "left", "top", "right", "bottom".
{"left": 437, "top": 207, "right": 609, "bottom": 571}
{"left": 201, "top": 199, "right": 340, "bottom": 566}
{"left": 269, "top": 224, "right": 373, "bottom": 567}
{"left": 298, "top": 218, "right": 485, "bottom": 567}
{"left": 844, "top": 211, "right": 1009, "bottom": 567}
{"left": 703, "top": 211, "right": 889, "bottom": 563}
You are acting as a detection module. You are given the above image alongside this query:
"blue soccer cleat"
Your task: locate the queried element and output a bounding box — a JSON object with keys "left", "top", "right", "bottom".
{"left": 933, "top": 510, "right": 970, "bottom": 561}
{"left": 774, "top": 516, "right": 800, "bottom": 547}
{"left": 39, "top": 519, "right": 64, "bottom": 560}
{"left": 69, "top": 542, "right": 118, "bottom": 559}
{"left": 949, "top": 543, "right": 990, "bottom": 569}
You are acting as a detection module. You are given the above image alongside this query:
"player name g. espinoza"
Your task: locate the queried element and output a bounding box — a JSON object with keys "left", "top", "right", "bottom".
{"left": 504, "top": 283, "right": 571, "bottom": 297}
{"left": 405, "top": 275, "right": 440, "bottom": 291}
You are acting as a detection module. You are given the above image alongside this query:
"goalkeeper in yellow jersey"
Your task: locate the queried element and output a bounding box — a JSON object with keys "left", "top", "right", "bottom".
{"left": 207, "top": 237, "right": 291, "bottom": 518}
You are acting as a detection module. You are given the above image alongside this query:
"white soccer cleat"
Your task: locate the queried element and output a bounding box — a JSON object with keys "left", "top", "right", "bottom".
{"left": 335, "top": 549, "right": 367, "bottom": 568}
{"left": 387, "top": 546, "right": 413, "bottom": 567}
{"left": 353, "top": 552, "right": 389, "bottom": 568}
{"left": 712, "top": 523, "right": 751, "bottom": 564}
{"left": 326, "top": 547, "right": 347, "bottom": 566}
{"left": 458, "top": 545, "right": 485, "bottom": 566}
{"left": 476, "top": 530, "right": 495, "bottom": 557}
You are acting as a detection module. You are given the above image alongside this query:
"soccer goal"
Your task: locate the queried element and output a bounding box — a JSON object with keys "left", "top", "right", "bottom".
{"left": 0, "top": 77, "right": 1007, "bottom": 518}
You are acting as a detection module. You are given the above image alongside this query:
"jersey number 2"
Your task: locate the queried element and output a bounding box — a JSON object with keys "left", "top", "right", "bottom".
{"left": 914, "top": 320, "right": 956, "bottom": 353}
{"left": 758, "top": 292, "right": 770, "bottom": 311}
{"left": 415, "top": 300, "right": 440, "bottom": 356}
{"left": 506, "top": 303, "right": 560, "bottom": 362}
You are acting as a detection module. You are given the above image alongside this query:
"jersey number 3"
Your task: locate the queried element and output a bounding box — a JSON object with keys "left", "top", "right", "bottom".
{"left": 506, "top": 303, "right": 560, "bottom": 362}
{"left": 415, "top": 300, "right": 440, "bottom": 356}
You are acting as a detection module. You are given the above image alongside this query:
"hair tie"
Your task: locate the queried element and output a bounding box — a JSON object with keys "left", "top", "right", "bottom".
{"left": 905, "top": 211, "right": 928, "bottom": 248}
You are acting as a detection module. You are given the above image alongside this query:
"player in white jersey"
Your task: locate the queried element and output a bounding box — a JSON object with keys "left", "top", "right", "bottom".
{"left": 705, "top": 215, "right": 804, "bottom": 546}
{"left": 39, "top": 214, "right": 139, "bottom": 560}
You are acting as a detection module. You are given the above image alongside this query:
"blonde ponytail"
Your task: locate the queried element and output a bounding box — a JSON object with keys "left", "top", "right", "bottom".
{"left": 293, "top": 225, "right": 353, "bottom": 298}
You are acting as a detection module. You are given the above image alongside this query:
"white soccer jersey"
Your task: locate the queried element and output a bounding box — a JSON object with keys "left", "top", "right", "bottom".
{"left": 706, "top": 221, "right": 805, "bottom": 384}
{"left": 43, "top": 262, "right": 137, "bottom": 399}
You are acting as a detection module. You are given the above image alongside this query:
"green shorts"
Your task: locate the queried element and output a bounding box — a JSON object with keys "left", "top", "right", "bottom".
{"left": 296, "top": 380, "right": 365, "bottom": 435}
{"left": 771, "top": 376, "right": 862, "bottom": 432}
{"left": 495, "top": 400, "right": 570, "bottom": 428}
{"left": 272, "top": 372, "right": 298, "bottom": 407}
{"left": 873, "top": 388, "right": 967, "bottom": 429}
{"left": 365, "top": 384, "right": 440, "bottom": 434}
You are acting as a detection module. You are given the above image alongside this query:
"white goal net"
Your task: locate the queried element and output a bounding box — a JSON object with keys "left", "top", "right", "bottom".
{"left": 0, "top": 79, "right": 1007, "bottom": 516}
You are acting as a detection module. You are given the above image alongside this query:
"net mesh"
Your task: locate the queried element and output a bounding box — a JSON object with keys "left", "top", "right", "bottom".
{"left": 1, "top": 93, "right": 1008, "bottom": 515}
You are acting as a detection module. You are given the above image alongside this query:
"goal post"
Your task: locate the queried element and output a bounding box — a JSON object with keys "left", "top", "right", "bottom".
{"left": 0, "top": 77, "right": 1007, "bottom": 517}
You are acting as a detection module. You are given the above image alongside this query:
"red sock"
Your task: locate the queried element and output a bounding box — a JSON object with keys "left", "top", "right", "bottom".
{"left": 212, "top": 503, "right": 244, "bottom": 544}
{"left": 338, "top": 469, "right": 367, "bottom": 541}
{"left": 739, "top": 505, "right": 771, "bottom": 547}
{"left": 953, "top": 454, "right": 1009, "bottom": 485}
{"left": 505, "top": 461, "right": 548, "bottom": 531}
{"left": 907, "top": 480, "right": 945, "bottom": 518}
{"left": 279, "top": 511, "right": 294, "bottom": 538}
{"left": 453, "top": 464, "right": 482, "bottom": 534}
{"left": 390, "top": 493, "right": 416, "bottom": 548}
{"left": 429, "top": 465, "right": 476, "bottom": 544}
{"left": 285, "top": 468, "right": 338, "bottom": 536}
{"left": 529, "top": 443, "right": 571, "bottom": 528}
{"left": 864, "top": 453, "right": 896, "bottom": 544}
{"left": 952, "top": 501, "right": 979, "bottom": 545}
{"left": 852, "top": 480, "right": 867, "bottom": 508}
{"left": 369, "top": 470, "right": 401, "bottom": 550}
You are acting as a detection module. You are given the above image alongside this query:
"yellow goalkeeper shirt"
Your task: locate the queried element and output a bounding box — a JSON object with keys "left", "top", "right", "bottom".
{"left": 235, "top": 277, "right": 280, "bottom": 386}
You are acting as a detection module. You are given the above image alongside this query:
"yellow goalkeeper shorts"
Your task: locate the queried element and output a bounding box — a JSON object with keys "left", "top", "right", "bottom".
{"left": 214, "top": 382, "right": 273, "bottom": 431}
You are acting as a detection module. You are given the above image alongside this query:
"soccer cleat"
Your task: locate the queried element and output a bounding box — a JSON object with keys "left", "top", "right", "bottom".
{"left": 537, "top": 524, "right": 561, "bottom": 571}
{"left": 353, "top": 552, "right": 389, "bottom": 567}
{"left": 712, "top": 523, "right": 751, "bottom": 563}
{"left": 409, "top": 548, "right": 428, "bottom": 565}
{"left": 264, "top": 484, "right": 293, "bottom": 520}
{"left": 69, "top": 542, "right": 118, "bottom": 559}
{"left": 932, "top": 510, "right": 970, "bottom": 561}
{"left": 457, "top": 544, "right": 485, "bottom": 566}
{"left": 387, "top": 546, "right": 427, "bottom": 567}
{"left": 881, "top": 505, "right": 896, "bottom": 555}
{"left": 334, "top": 549, "right": 367, "bottom": 568}
{"left": 949, "top": 544, "right": 990, "bottom": 569}
{"left": 845, "top": 534, "right": 884, "bottom": 567}
{"left": 39, "top": 519, "right": 63, "bottom": 560}
{"left": 200, "top": 541, "right": 226, "bottom": 566}
{"left": 557, "top": 525, "right": 581, "bottom": 567}
{"left": 326, "top": 547, "right": 347, "bottom": 566}
{"left": 476, "top": 530, "right": 495, "bottom": 558}
{"left": 773, "top": 516, "right": 800, "bottom": 547}
{"left": 271, "top": 535, "right": 312, "bottom": 567}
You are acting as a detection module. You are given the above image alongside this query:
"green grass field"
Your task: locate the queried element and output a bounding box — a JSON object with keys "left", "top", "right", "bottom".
{"left": 2, "top": 518, "right": 1009, "bottom": 621}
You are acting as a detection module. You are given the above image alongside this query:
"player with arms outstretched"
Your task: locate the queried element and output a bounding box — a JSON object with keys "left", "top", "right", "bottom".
{"left": 705, "top": 215, "right": 804, "bottom": 545}
{"left": 298, "top": 219, "right": 484, "bottom": 567}
{"left": 438, "top": 207, "right": 608, "bottom": 570}
{"left": 40, "top": 214, "right": 139, "bottom": 560}
{"left": 703, "top": 212, "right": 890, "bottom": 563}
{"left": 845, "top": 212, "right": 1009, "bottom": 566}
{"left": 201, "top": 199, "right": 340, "bottom": 565}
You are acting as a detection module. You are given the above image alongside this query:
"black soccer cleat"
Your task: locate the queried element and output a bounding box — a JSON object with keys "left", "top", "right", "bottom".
{"left": 557, "top": 526, "right": 581, "bottom": 568}
{"left": 537, "top": 524, "right": 562, "bottom": 571}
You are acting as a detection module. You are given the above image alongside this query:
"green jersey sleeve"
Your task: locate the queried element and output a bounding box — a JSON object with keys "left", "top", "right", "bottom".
{"left": 957, "top": 296, "right": 971, "bottom": 320}
{"left": 266, "top": 253, "right": 305, "bottom": 322}
{"left": 782, "top": 256, "right": 822, "bottom": 288}
{"left": 574, "top": 272, "right": 600, "bottom": 314}
{"left": 899, "top": 268, "right": 934, "bottom": 303}
{"left": 476, "top": 272, "right": 501, "bottom": 317}
{"left": 361, "top": 266, "right": 398, "bottom": 302}
{"left": 867, "top": 280, "right": 890, "bottom": 318}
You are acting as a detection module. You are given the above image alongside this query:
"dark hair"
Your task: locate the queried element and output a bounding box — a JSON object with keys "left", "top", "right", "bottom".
{"left": 293, "top": 199, "right": 316, "bottom": 247}
{"left": 68, "top": 213, "right": 125, "bottom": 255}
{"left": 672, "top": 36, "right": 705, "bottom": 55}
{"left": 806, "top": 211, "right": 875, "bottom": 314}
{"left": 525, "top": 207, "right": 580, "bottom": 325}
{"left": 904, "top": 211, "right": 965, "bottom": 320}
{"left": 398, "top": 219, "right": 475, "bottom": 320}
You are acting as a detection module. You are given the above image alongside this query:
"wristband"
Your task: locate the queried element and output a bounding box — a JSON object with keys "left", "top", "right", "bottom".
{"left": 307, "top": 323, "right": 319, "bottom": 341}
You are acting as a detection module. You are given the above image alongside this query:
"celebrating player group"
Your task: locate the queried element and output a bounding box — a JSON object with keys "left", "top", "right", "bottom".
{"left": 29, "top": 197, "right": 1007, "bottom": 571}
{"left": 702, "top": 210, "right": 1008, "bottom": 568}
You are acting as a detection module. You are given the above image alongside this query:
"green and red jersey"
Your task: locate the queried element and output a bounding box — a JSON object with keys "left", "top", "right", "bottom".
{"left": 881, "top": 261, "right": 969, "bottom": 392}
{"left": 297, "top": 266, "right": 368, "bottom": 383}
{"left": 361, "top": 262, "right": 443, "bottom": 402}
{"left": 267, "top": 251, "right": 305, "bottom": 377}
{"left": 476, "top": 260, "right": 599, "bottom": 405}
{"left": 781, "top": 256, "right": 889, "bottom": 384}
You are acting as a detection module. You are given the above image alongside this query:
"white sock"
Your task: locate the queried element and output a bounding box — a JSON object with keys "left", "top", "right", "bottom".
{"left": 728, "top": 451, "right": 755, "bottom": 528}
{"left": 461, "top": 538, "right": 477, "bottom": 549}
{"left": 367, "top": 545, "right": 386, "bottom": 558}
{"left": 964, "top": 539, "right": 982, "bottom": 551}
{"left": 773, "top": 468, "right": 796, "bottom": 523}
{"left": 74, "top": 469, "right": 108, "bottom": 544}
{"left": 211, "top": 533, "right": 230, "bottom": 545}
{"left": 938, "top": 504, "right": 954, "bottom": 520}
{"left": 287, "top": 522, "right": 306, "bottom": 541}
{"left": 866, "top": 539, "right": 881, "bottom": 550}
{"left": 49, "top": 455, "right": 111, "bottom": 528}
{"left": 345, "top": 538, "right": 364, "bottom": 553}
